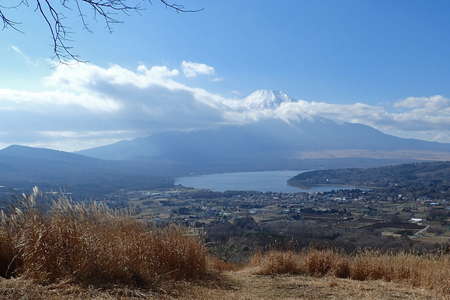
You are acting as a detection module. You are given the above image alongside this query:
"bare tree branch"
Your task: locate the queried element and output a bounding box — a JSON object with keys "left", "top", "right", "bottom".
{"left": 160, "top": 0, "right": 203, "bottom": 13}
{"left": 1, "top": 0, "right": 202, "bottom": 62}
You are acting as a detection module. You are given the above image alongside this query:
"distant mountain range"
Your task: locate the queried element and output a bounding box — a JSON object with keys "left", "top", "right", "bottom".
{"left": 78, "top": 90, "right": 450, "bottom": 172}
{"left": 0, "top": 145, "right": 172, "bottom": 198}
{"left": 2, "top": 90, "right": 450, "bottom": 196}
{"left": 79, "top": 118, "right": 450, "bottom": 161}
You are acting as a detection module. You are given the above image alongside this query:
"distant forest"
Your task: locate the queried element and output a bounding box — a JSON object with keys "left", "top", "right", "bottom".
{"left": 289, "top": 161, "right": 450, "bottom": 198}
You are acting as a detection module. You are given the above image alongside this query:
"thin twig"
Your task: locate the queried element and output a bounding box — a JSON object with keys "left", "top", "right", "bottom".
{"left": 1, "top": 0, "right": 203, "bottom": 61}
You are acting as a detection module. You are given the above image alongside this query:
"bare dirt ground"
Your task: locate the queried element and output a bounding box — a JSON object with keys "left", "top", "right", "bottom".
{"left": 1, "top": 267, "right": 448, "bottom": 300}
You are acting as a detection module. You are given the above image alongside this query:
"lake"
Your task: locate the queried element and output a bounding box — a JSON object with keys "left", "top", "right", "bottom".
{"left": 175, "top": 170, "right": 356, "bottom": 193}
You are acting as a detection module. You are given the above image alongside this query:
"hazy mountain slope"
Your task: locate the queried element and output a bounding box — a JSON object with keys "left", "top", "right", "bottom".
{"left": 0, "top": 145, "right": 172, "bottom": 197}
{"left": 78, "top": 118, "right": 450, "bottom": 163}
{"left": 1, "top": 145, "right": 99, "bottom": 162}
{"left": 77, "top": 89, "right": 450, "bottom": 172}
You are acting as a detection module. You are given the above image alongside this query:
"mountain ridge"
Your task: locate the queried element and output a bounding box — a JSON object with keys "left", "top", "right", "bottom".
{"left": 0, "top": 145, "right": 172, "bottom": 197}
{"left": 78, "top": 117, "right": 450, "bottom": 163}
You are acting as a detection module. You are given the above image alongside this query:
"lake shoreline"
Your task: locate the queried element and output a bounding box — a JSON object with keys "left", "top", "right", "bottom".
{"left": 287, "top": 181, "right": 373, "bottom": 191}
{"left": 176, "top": 170, "right": 362, "bottom": 193}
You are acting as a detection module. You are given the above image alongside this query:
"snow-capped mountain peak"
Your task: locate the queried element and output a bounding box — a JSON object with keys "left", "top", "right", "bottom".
{"left": 243, "top": 90, "right": 294, "bottom": 110}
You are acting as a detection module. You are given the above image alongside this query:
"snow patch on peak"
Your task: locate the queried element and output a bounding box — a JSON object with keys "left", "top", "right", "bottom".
{"left": 225, "top": 89, "right": 321, "bottom": 125}
{"left": 243, "top": 90, "right": 294, "bottom": 110}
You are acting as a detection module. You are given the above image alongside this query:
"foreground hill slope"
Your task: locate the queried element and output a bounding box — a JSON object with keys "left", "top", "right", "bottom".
{"left": 1, "top": 191, "right": 447, "bottom": 300}
{"left": 1, "top": 270, "right": 445, "bottom": 300}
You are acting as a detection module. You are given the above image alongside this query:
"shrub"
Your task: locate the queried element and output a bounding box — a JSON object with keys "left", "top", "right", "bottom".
{"left": 332, "top": 258, "right": 350, "bottom": 278}
{"left": 304, "top": 249, "right": 336, "bottom": 276}
{"left": 208, "top": 257, "right": 241, "bottom": 272}
{"left": 349, "top": 256, "right": 370, "bottom": 281}
{"left": 0, "top": 188, "right": 208, "bottom": 288}
{"left": 255, "top": 251, "right": 301, "bottom": 275}
{"left": 0, "top": 225, "right": 16, "bottom": 277}
{"left": 251, "top": 248, "right": 450, "bottom": 294}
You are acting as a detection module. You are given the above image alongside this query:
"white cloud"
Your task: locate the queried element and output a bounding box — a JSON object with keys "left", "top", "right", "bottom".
{"left": 11, "top": 45, "right": 24, "bottom": 56}
{"left": 223, "top": 92, "right": 450, "bottom": 143}
{"left": 1, "top": 60, "right": 450, "bottom": 151}
{"left": 0, "top": 88, "right": 121, "bottom": 113}
{"left": 181, "top": 61, "right": 215, "bottom": 78}
{"left": 394, "top": 95, "right": 450, "bottom": 109}
{"left": 0, "top": 61, "right": 229, "bottom": 150}
{"left": 10, "top": 45, "right": 40, "bottom": 67}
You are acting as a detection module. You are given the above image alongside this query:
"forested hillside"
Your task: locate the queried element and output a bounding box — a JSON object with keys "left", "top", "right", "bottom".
{"left": 0, "top": 145, "right": 173, "bottom": 198}
{"left": 289, "top": 161, "right": 450, "bottom": 198}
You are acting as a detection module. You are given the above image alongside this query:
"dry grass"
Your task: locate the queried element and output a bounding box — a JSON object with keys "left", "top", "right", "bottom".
{"left": 0, "top": 188, "right": 208, "bottom": 289}
{"left": 186, "top": 268, "right": 449, "bottom": 300}
{"left": 208, "top": 257, "right": 243, "bottom": 272}
{"left": 253, "top": 249, "right": 450, "bottom": 295}
{"left": 251, "top": 251, "right": 300, "bottom": 275}
{"left": 0, "top": 218, "right": 15, "bottom": 278}
{"left": 1, "top": 188, "right": 449, "bottom": 299}
{"left": 3, "top": 270, "right": 446, "bottom": 300}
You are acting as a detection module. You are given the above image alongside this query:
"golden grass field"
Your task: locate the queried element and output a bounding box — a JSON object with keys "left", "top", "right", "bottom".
{"left": 0, "top": 189, "right": 449, "bottom": 299}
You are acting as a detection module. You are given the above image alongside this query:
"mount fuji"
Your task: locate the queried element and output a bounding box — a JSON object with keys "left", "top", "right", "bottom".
{"left": 78, "top": 90, "right": 450, "bottom": 173}
{"left": 242, "top": 90, "right": 294, "bottom": 110}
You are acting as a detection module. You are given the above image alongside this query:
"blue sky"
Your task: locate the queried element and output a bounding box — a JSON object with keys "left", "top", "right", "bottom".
{"left": 1, "top": 0, "right": 450, "bottom": 150}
